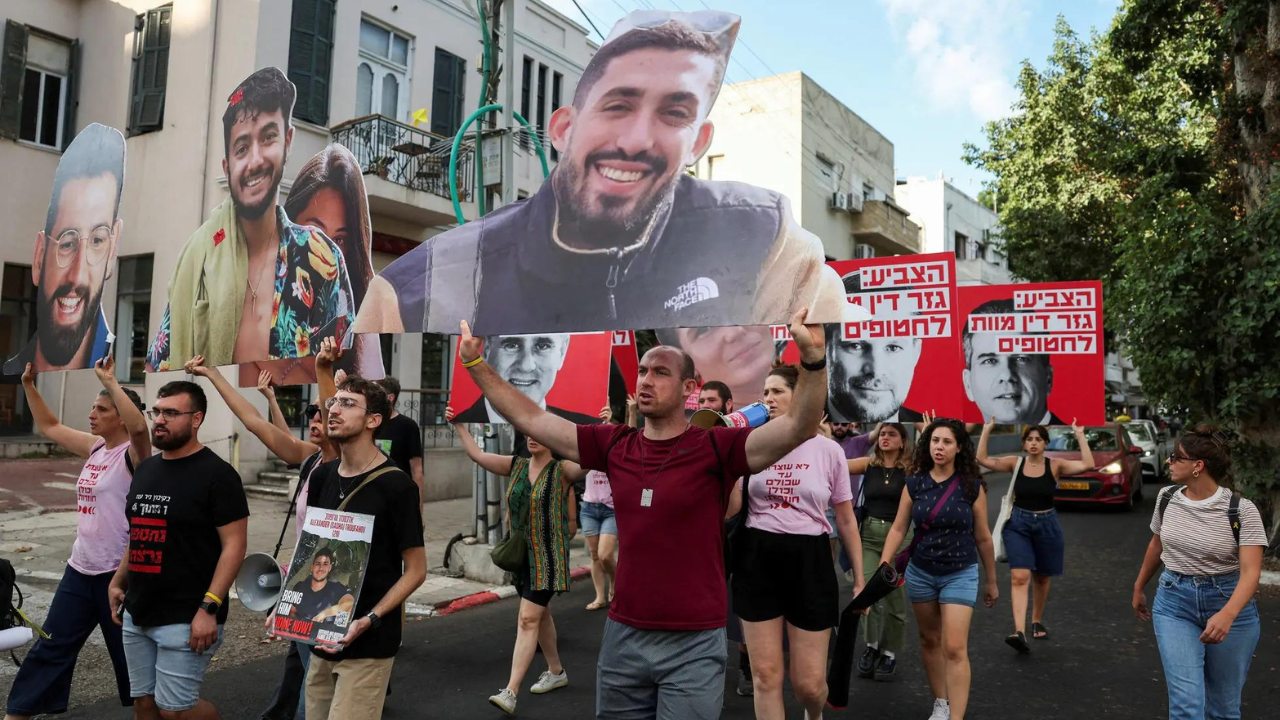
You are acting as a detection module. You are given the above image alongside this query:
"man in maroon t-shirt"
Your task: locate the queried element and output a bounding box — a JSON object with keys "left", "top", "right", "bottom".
{"left": 456, "top": 309, "right": 828, "bottom": 719}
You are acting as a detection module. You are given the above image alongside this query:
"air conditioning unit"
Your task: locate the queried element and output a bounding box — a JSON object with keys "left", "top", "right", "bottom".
{"left": 848, "top": 191, "right": 864, "bottom": 214}
{"left": 854, "top": 243, "right": 875, "bottom": 260}
{"left": 829, "top": 192, "right": 851, "bottom": 211}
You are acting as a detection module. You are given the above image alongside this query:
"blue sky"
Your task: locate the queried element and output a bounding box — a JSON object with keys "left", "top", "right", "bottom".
{"left": 541, "top": 0, "right": 1122, "bottom": 194}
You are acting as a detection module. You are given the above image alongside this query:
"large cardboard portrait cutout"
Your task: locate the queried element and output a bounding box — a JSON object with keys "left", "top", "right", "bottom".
{"left": 3, "top": 123, "right": 126, "bottom": 377}
{"left": 959, "top": 281, "right": 1104, "bottom": 426}
{"left": 353, "top": 9, "right": 859, "bottom": 337}
{"left": 146, "top": 68, "right": 357, "bottom": 372}
{"left": 823, "top": 254, "right": 964, "bottom": 424}
{"left": 237, "top": 143, "right": 385, "bottom": 386}
{"left": 449, "top": 332, "right": 611, "bottom": 424}
{"left": 655, "top": 324, "right": 790, "bottom": 408}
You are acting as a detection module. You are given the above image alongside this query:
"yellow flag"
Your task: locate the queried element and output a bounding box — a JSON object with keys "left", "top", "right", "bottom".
{"left": 411, "top": 108, "right": 429, "bottom": 127}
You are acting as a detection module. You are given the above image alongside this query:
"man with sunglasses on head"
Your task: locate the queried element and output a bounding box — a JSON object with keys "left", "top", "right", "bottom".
{"left": 356, "top": 10, "right": 844, "bottom": 337}
{"left": 304, "top": 377, "right": 425, "bottom": 720}
{"left": 4, "top": 123, "right": 125, "bottom": 376}
{"left": 109, "top": 381, "right": 250, "bottom": 720}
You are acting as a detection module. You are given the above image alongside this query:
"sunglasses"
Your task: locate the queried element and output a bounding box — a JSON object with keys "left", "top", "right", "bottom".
{"left": 304, "top": 404, "right": 321, "bottom": 419}
{"left": 1168, "top": 452, "right": 1198, "bottom": 464}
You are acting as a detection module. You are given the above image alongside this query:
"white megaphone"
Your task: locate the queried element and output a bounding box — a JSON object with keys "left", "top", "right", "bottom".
{"left": 235, "top": 553, "right": 285, "bottom": 612}
{"left": 689, "top": 401, "right": 771, "bottom": 430}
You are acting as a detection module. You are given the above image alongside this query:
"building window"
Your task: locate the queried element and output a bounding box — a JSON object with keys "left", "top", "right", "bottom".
{"left": 430, "top": 48, "right": 466, "bottom": 138}
{"left": 113, "top": 255, "right": 153, "bottom": 384}
{"left": 128, "top": 5, "right": 171, "bottom": 136}
{"left": 954, "top": 231, "right": 970, "bottom": 260}
{"left": 519, "top": 56, "right": 532, "bottom": 147}
{"left": 707, "top": 154, "right": 725, "bottom": 180}
{"left": 357, "top": 19, "right": 411, "bottom": 121}
{"left": 0, "top": 22, "right": 78, "bottom": 149}
{"left": 0, "top": 264, "right": 36, "bottom": 433}
{"left": 536, "top": 64, "right": 547, "bottom": 137}
{"left": 550, "top": 71, "right": 562, "bottom": 161}
{"left": 288, "top": 0, "right": 335, "bottom": 125}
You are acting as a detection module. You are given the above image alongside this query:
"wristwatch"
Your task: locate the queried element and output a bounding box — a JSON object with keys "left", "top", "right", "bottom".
{"left": 201, "top": 600, "right": 220, "bottom": 616}
{"left": 365, "top": 611, "right": 382, "bottom": 629}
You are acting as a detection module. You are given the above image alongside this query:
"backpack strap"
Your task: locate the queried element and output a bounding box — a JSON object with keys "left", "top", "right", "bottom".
{"left": 1227, "top": 491, "right": 1242, "bottom": 546}
{"left": 336, "top": 467, "right": 399, "bottom": 511}
{"left": 1156, "top": 485, "right": 1179, "bottom": 531}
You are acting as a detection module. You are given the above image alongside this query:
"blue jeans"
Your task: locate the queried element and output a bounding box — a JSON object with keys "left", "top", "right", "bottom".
{"left": 904, "top": 563, "right": 979, "bottom": 607}
{"left": 122, "top": 612, "right": 224, "bottom": 712}
{"left": 1152, "top": 570, "right": 1260, "bottom": 720}
{"left": 5, "top": 566, "right": 131, "bottom": 715}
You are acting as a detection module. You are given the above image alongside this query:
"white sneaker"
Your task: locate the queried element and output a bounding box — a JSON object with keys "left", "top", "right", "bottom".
{"left": 488, "top": 688, "right": 517, "bottom": 714}
{"left": 530, "top": 669, "right": 568, "bottom": 694}
{"left": 928, "top": 698, "right": 951, "bottom": 720}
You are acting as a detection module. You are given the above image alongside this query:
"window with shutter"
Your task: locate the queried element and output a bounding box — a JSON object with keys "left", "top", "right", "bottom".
{"left": 288, "top": 0, "right": 335, "bottom": 125}
{"left": 550, "top": 71, "right": 562, "bottom": 161}
{"left": 128, "top": 5, "right": 172, "bottom": 136}
{"left": 430, "top": 48, "right": 465, "bottom": 138}
{"left": 0, "top": 20, "right": 29, "bottom": 140}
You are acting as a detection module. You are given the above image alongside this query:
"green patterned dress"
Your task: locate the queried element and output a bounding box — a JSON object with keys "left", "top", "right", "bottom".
{"left": 505, "top": 457, "right": 573, "bottom": 593}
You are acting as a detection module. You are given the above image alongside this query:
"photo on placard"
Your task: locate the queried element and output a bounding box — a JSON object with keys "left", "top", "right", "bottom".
{"left": 3, "top": 124, "right": 126, "bottom": 377}
{"left": 237, "top": 143, "right": 385, "bottom": 386}
{"left": 272, "top": 506, "right": 373, "bottom": 647}
{"left": 146, "top": 67, "right": 357, "bottom": 372}
{"left": 352, "top": 9, "right": 863, "bottom": 337}
{"left": 958, "top": 281, "right": 1104, "bottom": 426}
{"left": 823, "top": 254, "right": 964, "bottom": 424}
{"left": 654, "top": 325, "right": 790, "bottom": 408}
{"left": 449, "top": 332, "right": 612, "bottom": 424}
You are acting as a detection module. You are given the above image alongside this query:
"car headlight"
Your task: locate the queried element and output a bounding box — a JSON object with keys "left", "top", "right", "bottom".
{"left": 1100, "top": 461, "right": 1124, "bottom": 474}
{"left": 1143, "top": 450, "right": 1153, "bottom": 457}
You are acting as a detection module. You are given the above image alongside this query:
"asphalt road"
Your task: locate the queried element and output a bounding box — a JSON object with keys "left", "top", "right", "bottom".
{"left": 47, "top": 474, "right": 1280, "bottom": 719}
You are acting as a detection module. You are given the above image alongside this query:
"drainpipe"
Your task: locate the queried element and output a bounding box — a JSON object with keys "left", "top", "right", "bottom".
{"left": 198, "top": 0, "right": 221, "bottom": 221}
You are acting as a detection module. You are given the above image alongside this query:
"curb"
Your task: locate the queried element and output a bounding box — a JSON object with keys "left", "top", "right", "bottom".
{"left": 411, "top": 565, "right": 593, "bottom": 618}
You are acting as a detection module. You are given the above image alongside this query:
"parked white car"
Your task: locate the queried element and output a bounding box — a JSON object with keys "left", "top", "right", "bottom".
{"left": 1125, "top": 420, "right": 1169, "bottom": 483}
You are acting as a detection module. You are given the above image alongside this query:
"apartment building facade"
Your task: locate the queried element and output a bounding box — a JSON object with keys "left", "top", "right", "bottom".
{"left": 893, "top": 175, "right": 1011, "bottom": 286}
{"left": 698, "top": 71, "right": 921, "bottom": 261}
{"left": 0, "top": 0, "right": 594, "bottom": 479}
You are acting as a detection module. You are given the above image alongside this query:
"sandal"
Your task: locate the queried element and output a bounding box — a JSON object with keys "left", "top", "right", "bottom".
{"left": 1032, "top": 622, "right": 1050, "bottom": 640}
{"left": 1005, "top": 631, "right": 1031, "bottom": 654}
{"left": 586, "top": 600, "right": 608, "bottom": 611}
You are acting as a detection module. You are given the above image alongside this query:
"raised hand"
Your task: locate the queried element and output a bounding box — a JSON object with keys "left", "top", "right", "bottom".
{"left": 787, "top": 308, "right": 825, "bottom": 364}
{"left": 21, "top": 362, "right": 36, "bottom": 387}
{"left": 599, "top": 404, "right": 614, "bottom": 423}
{"left": 333, "top": 369, "right": 348, "bottom": 387}
{"left": 315, "top": 336, "right": 342, "bottom": 370}
{"left": 983, "top": 415, "right": 996, "bottom": 434}
{"left": 184, "top": 355, "right": 211, "bottom": 378}
{"left": 93, "top": 356, "right": 118, "bottom": 385}
{"left": 444, "top": 406, "right": 458, "bottom": 424}
{"left": 1071, "top": 417, "right": 1084, "bottom": 435}
{"left": 257, "top": 370, "right": 276, "bottom": 399}
{"left": 818, "top": 414, "right": 833, "bottom": 439}
{"left": 459, "top": 320, "right": 483, "bottom": 366}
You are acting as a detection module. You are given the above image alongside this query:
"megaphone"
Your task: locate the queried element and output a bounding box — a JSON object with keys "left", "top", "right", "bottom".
{"left": 235, "top": 552, "right": 285, "bottom": 612}
{"left": 690, "top": 401, "right": 771, "bottom": 430}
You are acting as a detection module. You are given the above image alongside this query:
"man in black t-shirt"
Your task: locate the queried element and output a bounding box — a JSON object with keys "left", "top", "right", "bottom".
{"left": 289, "top": 548, "right": 355, "bottom": 627}
{"left": 307, "top": 376, "right": 426, "bottom": 720}
{"left": 373, "top": 376, "right": 423, "bottom": 504}
{"left": 108, "top": 381, "right": 249, "bottom": 718}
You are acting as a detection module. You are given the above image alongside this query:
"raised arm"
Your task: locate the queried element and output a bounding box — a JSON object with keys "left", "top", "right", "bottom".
{"left": 848, "top": 456, "right": 873, "bottom": 475}
{"left": 257, "top": 371, "right": 292, "bottom": 436}
{"left": 185, "top": 356, "right": 318, "bottom": 465}
{"left": 977, "top": 418, "right": 1018, "bottom": 472}
{"left": 21, "top": 363, "right": 97, "bottom": 457}
{"left": 1053, "top": 420, "right": 1096, "bottom": 476}
{"left": 94, "top": 357, "right": 150, "bottom": 466}
{"left": 560, "top": 460, "right": 590, "bottom": 485}
{"left": 446, "top": 407, "right": 515, "bottom": 476}
{"left": 625, "top": 394, "right": 638, "bottom": 429}
{"left": 458, "top": 321, "right": 580, "bottom": 462}
{"left": 744, "top": 310, "right": 826, "bottom": 473}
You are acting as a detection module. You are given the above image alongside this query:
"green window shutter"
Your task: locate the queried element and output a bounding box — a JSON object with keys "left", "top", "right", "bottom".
{"left": 0, "top": 20, "right": 29, "bottom": 140}
{"left": 129, "top": 5, "right": 171, "bottom": 135}
{"left": 288, "top": 0, "right": 335, "bottom": 125}
{"left": 61, "top": 39, "right": 80, "bottom": 150}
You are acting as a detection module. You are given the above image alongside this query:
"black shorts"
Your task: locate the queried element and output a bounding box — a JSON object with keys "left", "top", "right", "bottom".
{"left": 731, "top": 526, "right": 838, "bottom": 631}
{"left": 520, "top": 583, "right": 556, "bottom": 607}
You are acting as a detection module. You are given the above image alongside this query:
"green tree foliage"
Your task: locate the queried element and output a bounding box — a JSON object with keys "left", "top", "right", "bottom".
{"left": 965, "top": 1, "right": 1280, "bottom": 534}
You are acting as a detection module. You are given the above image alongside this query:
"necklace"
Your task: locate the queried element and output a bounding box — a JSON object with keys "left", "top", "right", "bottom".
{"left": 338, "top": 453, "right": 383, "bottom": 500}
{"left": 637, "top": 424, "right": 691, "bottom": 508}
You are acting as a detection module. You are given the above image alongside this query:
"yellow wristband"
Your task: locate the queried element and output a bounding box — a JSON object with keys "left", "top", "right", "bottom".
{"left": 461, "top": 356, "right": 484, "bottom": 369}
{"left": 204, "top": 591, "right": 223, "bottom": 606}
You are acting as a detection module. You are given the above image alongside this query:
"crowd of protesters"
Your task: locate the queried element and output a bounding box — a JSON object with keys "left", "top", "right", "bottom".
{"left": 3, "top": 311, "right": 1268, "bottom": 720}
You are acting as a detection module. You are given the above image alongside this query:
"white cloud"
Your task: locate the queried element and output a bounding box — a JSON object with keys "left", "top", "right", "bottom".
{"left": 879, "top": 0, "right": 1026, "bottom": 121}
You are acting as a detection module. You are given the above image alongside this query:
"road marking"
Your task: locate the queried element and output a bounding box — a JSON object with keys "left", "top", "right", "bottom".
{"left": 43, "top": 482, "right": 78, "bottom": 491}
{"left": 54, "top": 472, "right": 80, "bottom": 479}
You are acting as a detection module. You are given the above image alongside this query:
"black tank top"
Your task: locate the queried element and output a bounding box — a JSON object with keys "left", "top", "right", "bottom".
{"left": 862, "top": 465, "right": 908, "bottom": 521}
{"left": 1013, "top": 458, "right": 1055, "bottom": 512}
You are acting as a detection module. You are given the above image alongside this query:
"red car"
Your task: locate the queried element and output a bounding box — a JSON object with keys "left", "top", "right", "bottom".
{"left": 1046, "top": 424, "right": 1145, "bottom": 510}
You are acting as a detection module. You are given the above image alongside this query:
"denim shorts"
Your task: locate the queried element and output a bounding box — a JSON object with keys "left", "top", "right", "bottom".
{"left": 904, "top": 563, "right": 979, "bottom": 607}
{"left": 1002, "top": 508, "right": 1066, "bottom": 576}
{"left": 580, "top": 501, "right": 617, "bottom": 537}
{"left": 122, "top": 612, "right": 223, "bottom": 711}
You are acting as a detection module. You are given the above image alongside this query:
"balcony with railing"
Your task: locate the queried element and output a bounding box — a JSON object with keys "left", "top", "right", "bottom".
{"left": 332, "top": 114, "right": 475, "bottom": 226}
{"left": 851, "top": 198, "right": 922, "bottom": 256}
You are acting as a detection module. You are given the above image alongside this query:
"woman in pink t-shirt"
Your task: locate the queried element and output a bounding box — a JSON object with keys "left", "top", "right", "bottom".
{"left": 582, "top": 401, "right": 631, "bottom": 611}
{"left": 7, "top": 358, "right": 149, "bottom": 719}
{"left": 726, "top": 365, "right": 866, "bottom": 720}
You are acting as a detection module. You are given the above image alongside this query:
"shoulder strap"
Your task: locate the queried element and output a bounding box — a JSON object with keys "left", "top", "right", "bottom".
{"left": 1006, "top": 456, "right": 1023, "bottom": 503}
{"left": 336, "top": 466, "right": 399, "bottom": 511}
{"left": 1156, "top": 485, "right": 1179, "bottom": 529}
{"left": 1228, "top": 491, "right": 1242, "bottom": 546}
{"left": 923, "top": 477, "right": 962, "bottom": 529}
